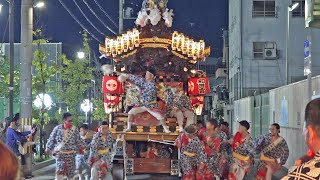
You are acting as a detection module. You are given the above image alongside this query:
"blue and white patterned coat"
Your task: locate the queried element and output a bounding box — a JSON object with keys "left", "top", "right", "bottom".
{"left": 46, "top": 124, "right": 85, "bottom": 178}
{"left": 89, "top": 131, "right": 113, "bottom": 171}
{"left": 128, "top": 75, "right": 159, "bottom": 109}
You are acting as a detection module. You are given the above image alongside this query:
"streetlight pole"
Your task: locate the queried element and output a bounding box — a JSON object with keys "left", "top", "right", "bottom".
{"left": 88, "top": 52, "right": 92, "bottom": 124}
{"left": 9, "top": 0, "right": 14, "bottom": 120}
{"left": 286, "top": 2, "right": 299, "bottom": 85}
{"left": 119, "top": 0, "right": 123, "bottom": 34}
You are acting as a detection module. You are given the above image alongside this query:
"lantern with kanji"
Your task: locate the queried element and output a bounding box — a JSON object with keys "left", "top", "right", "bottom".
{"left": 104, "top": 95, "right": 122, "bottom": 113}
{"left": 188, "top": 77, "right": 210, "bottom": 95}
{"left": 190, "top": 96, "right": 204, "bottom": 115}
{"left": 102, "top": 76, "right": 124, "bottom": 95}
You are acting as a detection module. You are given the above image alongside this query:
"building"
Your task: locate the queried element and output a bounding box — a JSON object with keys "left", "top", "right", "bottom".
{"left": 228, "top": 0, "right": 320, "bottom": 121}
{"left": 0, "top": 43, "right": 62, "bottom": 119}
{"left": 227, "top": 0, "right": 320, "bottom": 169}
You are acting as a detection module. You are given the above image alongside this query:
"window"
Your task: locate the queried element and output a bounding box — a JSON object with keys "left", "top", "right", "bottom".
{"left": 253, "top": 0, "right": 276, "bottom": 17}
{"left": 253, "top": 42, "right": 265, "bottom": 58}
{"left": 292, "top": 0, "right": 305, "bottom": 17}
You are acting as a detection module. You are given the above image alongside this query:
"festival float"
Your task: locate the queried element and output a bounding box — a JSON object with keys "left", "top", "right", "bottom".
{"left": 99, "top": 0, "right": 210, "bottom": 177}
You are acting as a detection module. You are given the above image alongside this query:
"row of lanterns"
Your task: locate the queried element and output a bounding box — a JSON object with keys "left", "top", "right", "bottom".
{"left": 172, "top": 31, "right": 206, "bottom": 60}
{"left": 105, "top": 28, "right": 140, "bottom": 57}
{"left": 103, "top": 29, "right": 208, "bottom": 60}
{"left": 101, "top": 75, "right": 210, "bottom": 115}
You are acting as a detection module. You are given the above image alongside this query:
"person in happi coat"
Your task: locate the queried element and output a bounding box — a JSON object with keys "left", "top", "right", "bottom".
{"left": 76, "top": 124, "right": 94, "bottom": 180}
{"left": 118, "top": 69, "right": 170, "bottom": 133}
{"left": 282, "top": 98, "right": 320, "bottom": 179}
{"left": 198, "top": 118, "right": 223, "bottom": 179}
{"left": 220, "top": 121, "right": 231, "bottom": 140}
{"left": 217, "top": 122, "right": 232, "bottom": 179}
{"left": 251, "top": 123, "right": 289, "bottom": 180}
{"left": 88, "top": 121, "right": 113, "bottom": 180}
{"left": 165, "top": 87, "right": 195, "bottom": 132}
{"left": 45, "top": 113, "right": 85, "bottom": 180}
{"left": 228, "top": 120, "right": 254, "bottom": 180}
{"left": 175, "top": 124, "right": 207, "bottom": 180}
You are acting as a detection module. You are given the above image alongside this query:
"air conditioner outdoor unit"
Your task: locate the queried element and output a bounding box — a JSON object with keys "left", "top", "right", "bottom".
{"left": 264, "top": 42, "right": 277, "bottom": 59}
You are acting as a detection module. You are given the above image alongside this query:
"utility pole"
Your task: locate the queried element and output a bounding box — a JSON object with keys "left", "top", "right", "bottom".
{"left": 119, "top": 0, "right": 123, "bottom": 34}
{"left": 9, "top": 0, "right": 14, "bottom": 120}
{"left": 20, "top": 0, "right": 33, "bottom": 178}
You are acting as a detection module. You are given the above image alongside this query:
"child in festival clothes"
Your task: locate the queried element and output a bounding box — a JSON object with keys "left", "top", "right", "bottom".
{"left": 88, "top": 121, "right": 113, "bottom": 180}
{"left": 228, "top": 120, "right": 255, "bottom": 180}
{"left": 175, "top": 124, "right": 207, "bottom": 180}
{"left": 76, "top": 124, "right": 93, "bottom": 180}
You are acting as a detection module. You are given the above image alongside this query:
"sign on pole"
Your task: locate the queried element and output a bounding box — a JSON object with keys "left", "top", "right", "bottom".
{"left": 304, "top": 40, "right": 311, "bottom": 59}
{"left": 304, "top": 40, "right": 311, "bottom": 76}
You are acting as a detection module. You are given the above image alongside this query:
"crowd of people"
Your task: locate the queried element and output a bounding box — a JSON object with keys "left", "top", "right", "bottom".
{"left": 0, "top": 112, "right": 114, "bottom": 180}
{"left": 1, "top": 69, "right": 320, "bottom": 180}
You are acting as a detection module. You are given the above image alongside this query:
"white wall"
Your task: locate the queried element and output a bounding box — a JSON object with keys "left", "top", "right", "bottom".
{"left": 233, "top": 97, "right": 254, "bottom": 135}
{"left": 269, "top": 75, "right": 320, "bottom": 168}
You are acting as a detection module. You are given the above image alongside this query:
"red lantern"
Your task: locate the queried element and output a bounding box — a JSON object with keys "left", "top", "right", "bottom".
{"left": 104, "top": 95, "right": 120, "bottom": 103}
{"left": 190, "top": 96, "right": 204, "bottom": 105}
{"left": 190, "top": 96, "right": 204, "bottom": 115}
{"left": 104, "top": 95, "right": 122, "bottom": 113}
{"left": 102, "top": 76, "right": 124, "bottom": 95}
{"left": 188, "top": 77, "right": 210, "bottom": 95}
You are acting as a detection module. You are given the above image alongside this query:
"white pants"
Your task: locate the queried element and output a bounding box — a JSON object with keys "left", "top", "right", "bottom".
{"left": 90, "top": 162, "right": 113, "bottom": 180}
{"left": 55, "top": 175, "right": 75, "bottom": 180}
{"left": 128, "top": 106, "right": 164, "bottom": 120}
{"left": 173, "top": 110, "right": 194, "bottom": 128}
{"left": 231, "top": 159, "right": 249, "bottom": 180}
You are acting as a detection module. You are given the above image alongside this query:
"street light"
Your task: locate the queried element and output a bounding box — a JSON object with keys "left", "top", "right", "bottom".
{"left": 0, "top": 4, "right": 3, "bottom": 13}
{"left": 286, "top": 2, "right": 299, "bottom": 85}
{"left": 81, "top": 99, "right": 93, "bottom": 123}
{"left": 34, "top": 93, "right": 53, "bottom": 109}
{"left": 77, "top": 51, "right": 85, "bottom": 59}
{"left": 33, "top": 93, "right": 52, "bottom": 159}
{"left": 34, "top": 1, "right": 45, "bottom": 8}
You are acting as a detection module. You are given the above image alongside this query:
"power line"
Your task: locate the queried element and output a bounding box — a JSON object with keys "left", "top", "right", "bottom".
{"left": 73, "top": 0, "right": 107, "bottom": 36}
{"left": 93, "top": 0, "right": 119, "bottom": 28}
{"left": 58, "top": 0, "right": 103, "bottom": 43}
{"left": 83, "top": 0, "right": 117, "bottom": 35}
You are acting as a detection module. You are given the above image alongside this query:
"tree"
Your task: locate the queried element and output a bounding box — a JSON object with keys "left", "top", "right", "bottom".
{"left": 92, "top": 98, "right": 106, "bottom": 121}
{"left": 58, "top": 32, "right": 94, "bottom": 126}
{"left": 0, "top": 55, "right": 20, "bottom": 99}
{"left": 32, "top": 29, "right": 59, "bottom": 158}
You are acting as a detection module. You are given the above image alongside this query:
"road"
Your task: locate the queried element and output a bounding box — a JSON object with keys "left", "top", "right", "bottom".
{"left": 30, "top": 163, "right": 180, "bottom": 180}
{"left": 29, "top": 162, "right": 284, "bottom": 180}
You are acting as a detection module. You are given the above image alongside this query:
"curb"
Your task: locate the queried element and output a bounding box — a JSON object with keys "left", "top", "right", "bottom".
{"left": 33, "top": 159, "right": 55, "bottom": 171}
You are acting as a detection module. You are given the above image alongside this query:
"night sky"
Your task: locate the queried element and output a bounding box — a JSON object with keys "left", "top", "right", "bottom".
{"left": 0, "top": 0, "right": 228, "bottom": 60}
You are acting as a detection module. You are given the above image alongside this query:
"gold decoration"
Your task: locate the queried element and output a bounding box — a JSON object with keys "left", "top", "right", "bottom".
{"left": 100, "top": 28, "right": 210, "bottom": 61}
{"left": 141, "top": 43, "right": 169, "bottom": 49}
{"left": 120, "top": 49, "right": 138, "bottom": 59}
